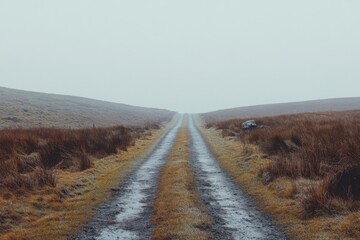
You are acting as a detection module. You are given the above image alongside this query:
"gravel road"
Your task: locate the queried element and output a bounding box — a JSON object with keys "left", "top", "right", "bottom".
{"left": 189, "top": 115, "right": 286, "bottom": 240}
{"left": 75, "top": 116, "right": 182, "bottom": 240}
{"left": 75, "top": 114, "right": 286, "bottom": 239}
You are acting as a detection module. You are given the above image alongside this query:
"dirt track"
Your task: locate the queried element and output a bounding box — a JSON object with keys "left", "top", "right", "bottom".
{"left": 74, "top": 115, "right": 286, "bottom": 239}
{"left": 75, "top": 116, "right": 182, "bottom": 239}
{"left": 189, "top": 115, "right": 286, "bottom": 240}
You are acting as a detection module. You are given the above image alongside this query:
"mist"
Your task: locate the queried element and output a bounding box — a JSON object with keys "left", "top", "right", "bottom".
{"left": 1, "top": 0, "right": 359, "bottom": 113}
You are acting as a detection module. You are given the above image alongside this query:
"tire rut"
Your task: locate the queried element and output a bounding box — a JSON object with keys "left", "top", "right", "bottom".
{"left": 74, "top": 114, "right": 286, "bottom": 240}
{"left": 74, "top": 116, "right": 182, "bottom": 240}
{"left": 189, "top": 115, "right": 287, "bottom": 240}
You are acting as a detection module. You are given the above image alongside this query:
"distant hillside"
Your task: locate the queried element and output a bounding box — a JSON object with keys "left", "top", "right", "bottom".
{"left": 202, "top": 98, "right": 360, "bottom": 122}
{"left": 0, "top": 87, "right": 176, "bottom": 129}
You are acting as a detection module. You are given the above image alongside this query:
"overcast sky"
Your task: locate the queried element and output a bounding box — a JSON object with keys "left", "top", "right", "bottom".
{"left": 0, "top": 1, "right": 359, "bottom": 113}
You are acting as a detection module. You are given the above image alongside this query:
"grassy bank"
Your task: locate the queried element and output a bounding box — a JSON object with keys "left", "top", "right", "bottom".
{"left": 196, "top": 112, "right": 360, "bottom": 239}
{"left": 0, "top": 126, "right": 142, "bottom": 191}
{"left": 0, "top": 120, "right": 174, "bottom": 240}
{"left": 151, "top": 117, "right": 213, "bottom": 240}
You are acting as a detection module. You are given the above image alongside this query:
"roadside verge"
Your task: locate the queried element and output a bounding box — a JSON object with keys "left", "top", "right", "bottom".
{"left": 1, "top": 116, "right": 178, "bottom": 240}
{"left": 194, "top": 114, "right": 360, "bottom": 239}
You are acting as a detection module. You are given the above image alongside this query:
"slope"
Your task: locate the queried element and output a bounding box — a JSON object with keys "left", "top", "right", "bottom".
{"left": 202, "top": 98, "right": 360, "bottom": 122}
{"left": 0, "top": 87, "right": 175, "bottom": 129}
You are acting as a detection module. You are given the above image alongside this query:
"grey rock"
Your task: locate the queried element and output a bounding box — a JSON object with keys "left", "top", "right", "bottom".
{"left": 242, "top": 120, "right": 257, "bottom": 129}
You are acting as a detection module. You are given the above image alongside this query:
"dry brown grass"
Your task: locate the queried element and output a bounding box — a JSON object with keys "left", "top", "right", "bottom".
{"left": 151, "top": 117, "right": 213, "bottom": 240}
{"left": 209, "top": 111, "right": 360, "bottom": 214}
{"left": 198, "top": 112, "right": 360, "bottom": 239}
{"left": 0, "top": 125, "right": 147, "bottom": 192}
{"left": 0, "top": 120, "right": 174, "bottom": 240}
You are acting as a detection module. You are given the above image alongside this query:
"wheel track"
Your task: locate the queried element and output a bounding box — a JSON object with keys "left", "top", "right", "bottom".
{"left": 75, "top": 114, "right": 286, "bottom": 239}
{"left": 189, "top": 114, "right": 286, "bottom": 240}
{"left": 75, "top": 116, "right": 182, "bottom": 240}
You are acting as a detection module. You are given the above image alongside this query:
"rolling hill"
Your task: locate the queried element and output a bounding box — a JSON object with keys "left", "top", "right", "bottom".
{"left": 202, "top": 98, "right": 360, "bottom": 122}
{"left": 0, "top": 87, "right": 176, "bottom": 129}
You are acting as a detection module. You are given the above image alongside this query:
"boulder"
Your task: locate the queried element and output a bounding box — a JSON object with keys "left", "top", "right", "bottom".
{"left": 242, "top": 120, "right": 257, "bottom": 130}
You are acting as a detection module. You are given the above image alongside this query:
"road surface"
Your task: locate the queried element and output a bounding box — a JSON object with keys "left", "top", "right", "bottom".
{"left": 75, "top": 114, "right": 286, "bottom": 240}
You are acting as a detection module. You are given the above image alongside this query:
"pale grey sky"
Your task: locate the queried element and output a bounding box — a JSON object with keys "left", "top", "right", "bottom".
{"left": 0, "top": 1, "right": 359, "bottom": 113}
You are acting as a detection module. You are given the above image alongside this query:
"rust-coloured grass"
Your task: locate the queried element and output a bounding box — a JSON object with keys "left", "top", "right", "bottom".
{"left": 0, "top": 120, "right": 174, "bottom": 240}
{"left": 197, "top": 112, "right": 360, "bottom": 239}
{"left": 151, "top": 117, "right": 213, "bottom": 240}
{"left": 211, "top": 111, "right": 360, "bottom": 179}
{"left": 0, "top": 125, "right": 145, "bottom": 192}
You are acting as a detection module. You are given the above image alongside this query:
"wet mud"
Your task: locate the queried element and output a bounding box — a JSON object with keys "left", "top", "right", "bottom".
{"left": 188, "top": 115, "right": 287, "bottom": 240}
{"left": 74, "top": 114, "right": 286, "bottom": 240}
{"left": 75, "top": 117, "right": 182, "bottom": 240}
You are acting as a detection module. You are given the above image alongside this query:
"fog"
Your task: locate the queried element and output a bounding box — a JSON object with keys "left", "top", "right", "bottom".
{"left": 0, "top": 1, "right": 359, "bottom": 113}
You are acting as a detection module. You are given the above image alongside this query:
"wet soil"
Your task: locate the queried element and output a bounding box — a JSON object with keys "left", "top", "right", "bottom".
{"left": 74, "top": 114, "right": 286, "bottom": 240}
{"left": 74, "top": 117, "right": 182, "bottom": 240}
{"left": 188, "top": 115, "right": 287, "bottom": 240}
